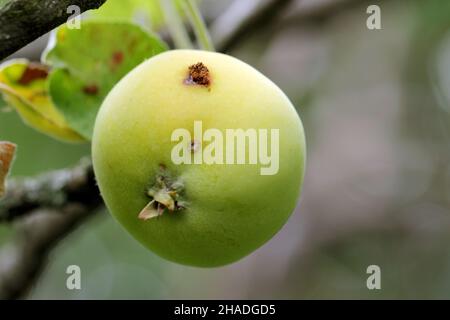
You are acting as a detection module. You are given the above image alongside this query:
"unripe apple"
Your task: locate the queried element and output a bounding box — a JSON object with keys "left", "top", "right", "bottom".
{"left": 92, "top": 50, "right": 306, "bottom": 267}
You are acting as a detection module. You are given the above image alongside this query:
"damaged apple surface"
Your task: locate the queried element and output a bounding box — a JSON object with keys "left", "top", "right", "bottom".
{"left": 92, "top": 50, "right": 306, "bottom": 267}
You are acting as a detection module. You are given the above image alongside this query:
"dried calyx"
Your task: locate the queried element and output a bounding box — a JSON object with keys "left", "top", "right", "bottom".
{"left": 138, "top": 167, "right": 187, "bottom": 220}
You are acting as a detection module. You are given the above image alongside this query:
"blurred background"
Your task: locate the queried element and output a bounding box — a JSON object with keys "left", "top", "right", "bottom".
{"left": 1, "top": 0, "right": 450, "bottom": 299}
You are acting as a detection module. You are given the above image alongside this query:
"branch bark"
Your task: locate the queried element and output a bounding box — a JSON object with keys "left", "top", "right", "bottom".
{"left": 0, "top": 159, "right": 104, "bottom": 299}
{"left": 0, "top": 0, "right": 107, "bottom": 61}
{"left": 212, "top": 0, "right": 296, "bottom": 52}
{"left": 0, "top": 206, "right": 102, "bottom": 299}
{"left": 281, "top": 0, "right": 363, "bottom": 26}
{"left": 0, "top": 159, "right": 101, "bottom": 222}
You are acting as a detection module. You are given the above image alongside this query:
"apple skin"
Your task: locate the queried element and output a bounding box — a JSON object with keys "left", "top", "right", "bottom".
{"left": 92, "top": 50, "right": 306, "bottom": 267}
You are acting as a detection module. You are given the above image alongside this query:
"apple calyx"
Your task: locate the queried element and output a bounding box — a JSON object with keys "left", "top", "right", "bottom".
{"left": 138, "top": 168, "right": 187, "bottom": 221}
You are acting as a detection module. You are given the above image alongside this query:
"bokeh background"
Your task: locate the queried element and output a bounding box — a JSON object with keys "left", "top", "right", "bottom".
{"left": 1, "top": 0, "right": 450, "bottom": 299}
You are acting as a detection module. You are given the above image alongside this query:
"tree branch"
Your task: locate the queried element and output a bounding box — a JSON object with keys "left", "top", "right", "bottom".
{"left": 0, "top": 0, "right": 108, "bottom": 61}
{"left": 0, "top": 206, "right": 102, "bottom": 299}
{"left": 0, "top": 159, "right": 104, "bottom": 299}
{"left": 0, "top": 159, "right": 101, "bottom": 223}
{"left": 212, "top": 0, "right": 296, "bottom": 52}
{"left": 281, "top": 0, "right": 363, "bottom": 26}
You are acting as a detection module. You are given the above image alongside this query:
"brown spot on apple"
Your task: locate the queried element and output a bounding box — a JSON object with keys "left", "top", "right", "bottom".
{"left": 185, "top": 62, "right": 211, "bottom": 87}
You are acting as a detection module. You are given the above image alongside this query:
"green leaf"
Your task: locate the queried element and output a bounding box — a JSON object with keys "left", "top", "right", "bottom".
{"left": 43, "top": 21, "right": 168, "bottom": 139}
{"left": 88, "top": 0, "right": 165, "bottom": 30}
{"left": 0, "top": 60, "right": 87, "bottom": 143}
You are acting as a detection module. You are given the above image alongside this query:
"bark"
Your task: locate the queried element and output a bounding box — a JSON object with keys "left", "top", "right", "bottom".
{"left": 0, "top": 0, "right": 107, "bottom": 60}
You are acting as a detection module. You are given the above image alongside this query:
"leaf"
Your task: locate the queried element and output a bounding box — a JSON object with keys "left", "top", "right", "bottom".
{"left": 88, "top": 0, "right": 165, "bottom": 30}
{"left": 43, "top": 21, "right": 168, "bottom": 139}
{"left": 0, "top": 60, "right": 87, "bottom": 143}
{"left": 0, "top": 141, "right": 16, "bottom": 198}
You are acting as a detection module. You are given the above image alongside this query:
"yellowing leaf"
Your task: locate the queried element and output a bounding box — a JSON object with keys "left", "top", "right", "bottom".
{"left": 0, "top": 60, "right": 86, "bottom": 143}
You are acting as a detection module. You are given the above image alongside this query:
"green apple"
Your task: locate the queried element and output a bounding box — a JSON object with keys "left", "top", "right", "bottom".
{"left": 92, "top": 50, "right": 306, "bottom": 267}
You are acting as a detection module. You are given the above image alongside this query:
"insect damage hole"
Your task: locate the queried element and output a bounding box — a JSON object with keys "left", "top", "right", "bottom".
{"left": 185, "top": 62, "right": 211, "bottom": 87}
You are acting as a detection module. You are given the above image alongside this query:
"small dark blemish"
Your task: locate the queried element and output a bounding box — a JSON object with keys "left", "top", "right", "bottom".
{"left": 190, "top": 140, "right": 200, "bottom": 153}
{"left": 18, "top": 64, "right": 49, "bottom": 85}
{"left": 184, "top": 62, "right": 211, "bottom": 88}
{"left": 112, "top": 51, "right": 124, "bottom": 67}
{"left": 83, "top": 84, "right": 99, "bottom": 95}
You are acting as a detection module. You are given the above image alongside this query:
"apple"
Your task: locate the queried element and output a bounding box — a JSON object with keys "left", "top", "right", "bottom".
{"left": 92, "top": 50, "right": 306, "bottom": 267}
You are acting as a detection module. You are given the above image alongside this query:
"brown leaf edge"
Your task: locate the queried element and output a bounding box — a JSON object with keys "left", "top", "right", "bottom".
{"left": 0, "top": 141, "right": 17, "bottom": 198}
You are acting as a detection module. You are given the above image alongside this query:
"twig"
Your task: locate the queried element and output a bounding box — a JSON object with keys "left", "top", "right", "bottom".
{"left": 281, "top": 0, "right": 363, "bottom": 26}
{"left": 212, "top": 0, "right": 295, "bottom": 52}
{"left": 0, "top": 0, "right": 107, "bottom": 60}
{"left": 0, "top": 159, "right": 101, "bottom": 223}
{"left": 0, "top": 206, "right": 102, "bottom": 299}
{"left": 0, "top": 159, "right": 103, "bottom": 299}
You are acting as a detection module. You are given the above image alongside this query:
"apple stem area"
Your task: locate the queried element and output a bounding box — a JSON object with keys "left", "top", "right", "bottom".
{"left": 138, "top": 167, "right": 187, "bottom": 221}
